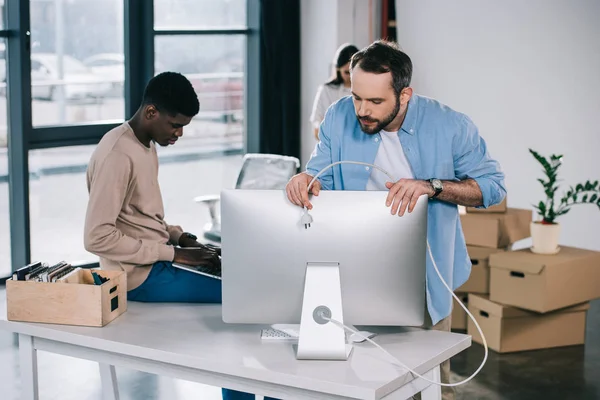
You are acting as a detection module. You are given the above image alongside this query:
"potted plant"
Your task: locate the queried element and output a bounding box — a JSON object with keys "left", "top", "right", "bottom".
{"left": 529, "top": 149, "right": 600, "bottom": 254}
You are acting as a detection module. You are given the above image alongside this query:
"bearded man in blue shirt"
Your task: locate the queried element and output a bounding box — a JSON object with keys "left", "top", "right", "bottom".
{"left": 286, "top": 40, "right": 506, "bottom": 400}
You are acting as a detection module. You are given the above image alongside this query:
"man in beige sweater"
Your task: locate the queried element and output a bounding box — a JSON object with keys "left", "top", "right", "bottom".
{"left": 84, "top": 71, "right": 283, "bottom": 400}
{"left": 84, "top": 72, "right": 222, "bottom": 303}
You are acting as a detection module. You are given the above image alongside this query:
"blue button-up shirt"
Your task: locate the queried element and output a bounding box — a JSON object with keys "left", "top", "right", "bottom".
{"left": 306, "top": 94, "right": 506, "bottom": 324}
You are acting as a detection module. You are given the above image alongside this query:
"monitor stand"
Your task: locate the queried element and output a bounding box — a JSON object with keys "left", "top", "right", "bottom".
{"left": 296, "top": 262, "right": 353, "bottom": 360}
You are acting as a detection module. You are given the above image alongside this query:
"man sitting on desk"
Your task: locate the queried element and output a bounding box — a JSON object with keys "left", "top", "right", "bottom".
{"left": 84, "top": 71, "right": 222, "bottom": 304}
{"left": 84, "top": 72, "right": 276, "bottom": 400}
{"left": 286, "top": 41, "right": 506, "bottom": 400}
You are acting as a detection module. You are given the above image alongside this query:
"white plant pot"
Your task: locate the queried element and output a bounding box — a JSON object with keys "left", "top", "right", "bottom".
{"left": 530, "top": 221, "right": 561, "bottom": 254}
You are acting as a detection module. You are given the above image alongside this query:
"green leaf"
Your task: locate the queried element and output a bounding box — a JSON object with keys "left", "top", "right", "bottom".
{"left": 529, "top": 149, "right": 553, "bottom": 175}
{"left": 583, "top": 194, "right": 588, "bottom": 202}
{"left": 538, "top": 201, "right": 546, "bottom": 215}
{"left": 576, "top": 184, "right": 584, "bottom": 191}
{"left": 585, "top": 180, "right": 592, "bottom": 190}
{"left": 593, "top": 180, "right": 599, "bottom": 190}
{"left": 573, "top": 194, "right": 578, "bottom": 202}
{"left": 591, "top": 194, "right": 598, "bottom": 203}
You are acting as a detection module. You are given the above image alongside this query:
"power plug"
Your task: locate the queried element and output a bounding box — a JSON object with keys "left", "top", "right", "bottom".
{"left": 301, "top": 207, "right": 313, "bottom": 229}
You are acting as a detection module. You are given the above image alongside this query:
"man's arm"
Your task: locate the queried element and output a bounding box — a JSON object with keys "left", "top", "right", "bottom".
{"left": 165, "top": 224, "right": 184, "bottom": 246}
{"left": 448, "top": 114, "right": 506, "bottom": 208}
{"left": 386, "top": 114, "right": 505, "bottom": 216}
{"left": 433, "top": 179, "right": 483, "bottom": 207}
{"left": 84, "top": 152, "right": 174, "bottom": 264}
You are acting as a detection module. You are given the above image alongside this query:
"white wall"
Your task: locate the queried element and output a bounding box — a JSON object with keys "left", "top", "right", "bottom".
{"left": 300, "top": 0, "right": 378, "bottom": 167}
{"left": 395, "top": 0, "right": 600, "bottom": 251}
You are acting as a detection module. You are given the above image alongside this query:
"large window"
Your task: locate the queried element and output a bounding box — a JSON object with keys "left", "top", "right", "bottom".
{"left": 30, "top": 0, "right": 124, "bottom": 127}
{"left": 1, "top": 0, "right": 259, "bottom": 277}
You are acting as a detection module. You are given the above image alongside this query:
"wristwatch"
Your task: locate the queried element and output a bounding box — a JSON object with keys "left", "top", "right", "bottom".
{"left": 429, "top": 179, "right": 443, "bottom": 198}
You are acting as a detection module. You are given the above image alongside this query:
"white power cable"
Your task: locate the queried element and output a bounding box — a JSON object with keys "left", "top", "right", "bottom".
{"left": 304, "top": 161, "right": 488, "bottom": 387}
{"left": 307, "top": 160, "right": 395, "bottom": 192}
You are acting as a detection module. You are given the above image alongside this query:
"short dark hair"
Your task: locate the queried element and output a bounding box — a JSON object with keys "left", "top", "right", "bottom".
{"left": 142, "top": 72, "right": 200, "bottom": 117}
{"left": 350, "top": 40, "right": 413, "bottom": 96}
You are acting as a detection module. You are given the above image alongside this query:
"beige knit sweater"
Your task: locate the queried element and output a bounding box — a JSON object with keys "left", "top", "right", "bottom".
{"left": 84, "top": 122, "right": 183, "bottom": 290}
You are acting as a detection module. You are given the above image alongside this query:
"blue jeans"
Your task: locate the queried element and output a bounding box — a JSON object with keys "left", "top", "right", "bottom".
{"left": 127, "top": 262, "right": 278, "bottom": 400}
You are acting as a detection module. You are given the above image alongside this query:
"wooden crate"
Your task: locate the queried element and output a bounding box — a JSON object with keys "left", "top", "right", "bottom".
{"left": 6, "top": 269, "right": 127, "bottom": 327}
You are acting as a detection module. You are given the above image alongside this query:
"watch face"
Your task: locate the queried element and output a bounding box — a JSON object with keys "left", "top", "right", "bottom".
{"left": 432, "top": 179, "right": 443, "bottom": 190}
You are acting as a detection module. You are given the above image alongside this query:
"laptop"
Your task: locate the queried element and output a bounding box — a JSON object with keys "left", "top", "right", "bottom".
{"left": 172, "top": 260, "right": 222, "bottom": 280}
{"left": 173, "top": 256, "right": 221, "bottom": 280}
{"left": 171, "top": 243, "right": 222, "bottom": 280}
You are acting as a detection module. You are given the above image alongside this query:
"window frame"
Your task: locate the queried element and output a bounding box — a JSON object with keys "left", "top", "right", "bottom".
{"left": 2, "top": 0, "right": 260, "bottom": 276}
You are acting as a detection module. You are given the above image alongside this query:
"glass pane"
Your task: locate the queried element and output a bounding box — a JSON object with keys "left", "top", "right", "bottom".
{"left": 29, "top": 146, "right": 99, "bottom": 265}
{"left": 159, "top": 155, "right": 243, "bottom": 242}
{"left": 154, "top": 0, "right": 247, "bottom": 29}
{"left": 155, "top": 35, "right": 244, "bottom": 149}
{"left": 28, "top": 144, "right": 242, "bottom": 266}
{"left": 0, "top": 38, "right": 8, "bottom": 277}
{"left": 154, "top": 34, "right": 245, "bottom": 242}
{"left": 30, "top": 0, "right": 124, "bottom": 127}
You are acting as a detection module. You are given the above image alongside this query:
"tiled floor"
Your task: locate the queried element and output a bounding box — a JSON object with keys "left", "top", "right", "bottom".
{"left": 1, "top": 289, "right": 598, "bottom": 400}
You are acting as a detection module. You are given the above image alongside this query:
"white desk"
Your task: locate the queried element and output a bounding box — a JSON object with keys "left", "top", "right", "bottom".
{"left": 0, "top": 302, "right": 470, "bottom": 400}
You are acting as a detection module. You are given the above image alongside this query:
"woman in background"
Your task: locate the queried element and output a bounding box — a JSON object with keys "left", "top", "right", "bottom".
{"left": 309, "top": 43, "right": 359, "bottom": 140}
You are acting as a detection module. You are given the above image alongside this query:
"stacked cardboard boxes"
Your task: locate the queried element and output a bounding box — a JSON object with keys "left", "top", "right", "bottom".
{"left": 455, "top": 199, "right": 600, "bottom": 353}
{"left": 469, "top": 247, "right": 600, "bottom": 353}
{"left": 452, "top": 198, "right": 532, "bottom": 330}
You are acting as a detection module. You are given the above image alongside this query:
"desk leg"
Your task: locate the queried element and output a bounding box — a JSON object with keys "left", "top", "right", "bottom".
{"left": 99, "top": 364, "right": 120, "bottom": 400}
{"left": 18, "top": 334, "right": 39, "bottom": 400}
{"left": 420, "top": 365, "right": 442, "bottom": 400}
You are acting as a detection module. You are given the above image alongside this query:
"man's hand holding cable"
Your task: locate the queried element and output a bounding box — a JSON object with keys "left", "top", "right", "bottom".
{"left": 286, "top": 172, "right": 322, "bottom": 209}
{"left": 385, "top": 179, "right": 434, "bottom": 216}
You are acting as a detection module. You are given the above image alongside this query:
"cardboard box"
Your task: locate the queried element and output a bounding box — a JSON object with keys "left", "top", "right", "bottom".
{"left": 7, "top": 269, "right": 127, "bottom": 327}
{"left": 468, "top": 294, "right": 588, "bottom": 353}
{"left": 460, "top": 208, "right": 532, "bottom": 248}
{"left": 457, "top": 246, "right": 507, "bottom": 294}
{"left": 451, "top": 293, "right": 469, "bottom": 331}
{"left": 489, "top": 246, "right": 600, "bottom": 313}
{"left": 467, "top": 197, "right": 507, "bottom": 213}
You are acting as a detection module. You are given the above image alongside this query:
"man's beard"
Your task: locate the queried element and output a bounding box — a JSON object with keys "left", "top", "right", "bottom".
{"left": 357, "top": 97, "right": 401, "bottom": 134}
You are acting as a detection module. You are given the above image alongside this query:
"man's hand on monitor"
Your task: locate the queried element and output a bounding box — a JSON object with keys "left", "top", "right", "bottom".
{"left": 173, "top": 247, "right": 221, "bottom": 268}
{"left": 286, "top": 172, "right": 321, "bottom": 210}
{"left": 385, "top": 179, "right": 434, "bottom": 216}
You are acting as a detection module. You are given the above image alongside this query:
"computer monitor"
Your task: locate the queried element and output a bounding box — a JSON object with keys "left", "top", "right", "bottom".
{"left": 220, "top": 189, "right": 428, "bottom": 360}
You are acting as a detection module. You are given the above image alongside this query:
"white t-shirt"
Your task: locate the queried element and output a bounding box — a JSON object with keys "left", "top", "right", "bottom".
{"left": 310, "top": 83, "right": 352, "bottom": 129}
{"left": 366, "top": 130, "right": 415, "bottom": 190}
